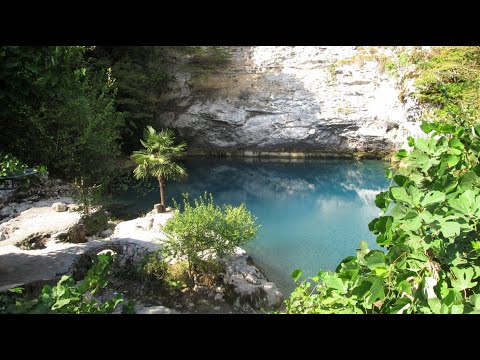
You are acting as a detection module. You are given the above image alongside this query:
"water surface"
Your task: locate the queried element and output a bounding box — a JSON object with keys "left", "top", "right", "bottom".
{"left": 111, "top": 158, "right": 389, "bottom": 294}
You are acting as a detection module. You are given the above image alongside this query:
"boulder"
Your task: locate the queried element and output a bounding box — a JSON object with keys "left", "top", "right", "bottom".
{"left": 220, "top": 248, "right": 283, "bottom": 311}
{"left": 100, "top": 229, "right": 113, "bottom": 238}
{"left": 52, "top": 202, "right": 68, "bottom": 212}
{"left": 136, "top": 305, "right": 178, "bottom": 314}
{"left": 66, "top": 223, "right": 86, "bottom": 243}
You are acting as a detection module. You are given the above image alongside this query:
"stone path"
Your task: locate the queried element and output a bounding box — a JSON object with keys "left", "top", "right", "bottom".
{"left": 0, "top": 197, "right": 79, "bottom": 247}
{"left": 0, "top": 202, "right": 171, "bottom": 292}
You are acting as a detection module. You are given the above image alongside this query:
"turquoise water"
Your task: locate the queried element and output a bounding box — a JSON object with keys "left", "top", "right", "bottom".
{"left": 111, "top": 158, "right": 389, "bottom": 294}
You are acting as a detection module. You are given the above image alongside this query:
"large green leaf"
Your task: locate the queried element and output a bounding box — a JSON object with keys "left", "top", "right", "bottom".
{"left": 365, "top": 251, "right": 386, "bottom": 270}
{"left": 375, "top": 191, "right": 390, "bottom": 211}
{"left": 415, "top": 138, "right": 431, "bottom": 153}
{"left": 474, "top": 123, "right": 480, "bottom": 137}
{"left": 402, "top": 214, "right": 422, "bottom": 232}
{"left": 459, "top": 171, "right": 478, "bottom": 191}
{"left": 394, "top": 175, "right": 409, "bottom": 187}
{"left": 390, "top": 203, "right": 407, "bottom": 218}
{"left": 451, "top": 268, "right": 477, "bottom": 291}
{"left": 446, "top": 155, "right": 459, "bottom": 167}
{"left": 448, "top": 190, "right": 477, "bottom": 215}
{"left": 291, "top": 269, "right": 303, "bottom": 282}
{"left": 421, "top": 191, "right": 445, "bottom": 207}
{"left": 391, "top": 187, "right": 410, "bottom": 204}
{"left": 469, "top": 294, "right": 480, "bottom": 309}
{"left": 366, "top": 279, "right": 385, "bottom": 307}
{"left": 420, "top": 121, "right": 435, "bottom": 134}
{"left": 323, "top": 276, "right": 349, "bottom": 293}
{"left": 439, "top": 221, "right": 461, "bottom": 238}
{"left": 409, "top": 186, "right": 423, "bottom": 206}
{"left": 396, "top": 149, "right": 407, "bottom": 159}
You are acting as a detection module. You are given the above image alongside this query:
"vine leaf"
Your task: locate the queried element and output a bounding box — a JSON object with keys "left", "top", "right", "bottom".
{"left": 291, "top": 269, "right": 303, "bottom": 282}
{"left": 421, "top": 191, "right": 445, "bottom": 207}
{"left": 451, "top": 268, "right": 477, "bottom": 292}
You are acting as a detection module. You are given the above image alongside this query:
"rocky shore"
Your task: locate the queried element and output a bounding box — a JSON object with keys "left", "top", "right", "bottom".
{"left": 0, "top": 184, "right": 283, "bottom": 313}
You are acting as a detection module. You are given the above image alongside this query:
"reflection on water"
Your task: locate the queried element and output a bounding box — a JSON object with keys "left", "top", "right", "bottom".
{"left": 111, "top": 158, "right": 389, "bottom": 295}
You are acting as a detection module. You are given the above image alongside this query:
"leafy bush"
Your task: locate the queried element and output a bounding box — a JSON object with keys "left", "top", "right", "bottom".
{"left": 141, "top": 251, "right": 169, "bottom": 281}
{"left": 0, "top": 152, "right": 47, "bottom": 190}
{"left": 0, "top": 46, "right": 125, "bottom": 184}
{"left": 81, "top": 211, "right": 109, "bottom": 237}
{"left": 0, "top": 253, "right": 127, "bottom": 314}
{"left": 285, "top": 112, "right": 480, "bottom": 314}
{"left": 162, "top": 193, "right": 259, "bottom": 288}
{"left": 0, "top": 153, "right": 28, "bottom": 178}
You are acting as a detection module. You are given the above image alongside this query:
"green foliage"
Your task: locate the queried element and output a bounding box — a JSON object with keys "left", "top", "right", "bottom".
{"left": 72, "top": 179, "right": 104, "bottom": 216}
{"left": 0, "top": 46, "right": 125, "bottom": 184}
{"left": 285, "top": 107, "right": 480, "bottom": 314}
{"left": 0, "top": 253, "right": 127, "bottom": 314}
{"left": 182, "top": 46, "right": 232, "bottom": 88}
{"left": 162, "top": 193, "right": 259, "bottom": 288}
{"left": 131, "top": 126, "right": 187, "bottom": 208}
{"left": 87, "top": 46, "right": 176, "bottom": 153}
{"left": 141, "top": 251, "right": 169, "bottom": 281}
{"left": 0, "top": 152, "right": 28, "bottom": 178}
{"left": 81, "top": 211, "right": 109, "bottom": 237}
{"left": 413, "top": 46, "right": 480, "bottom": 121}
{"left": 0, "top": 152, "right": 47, "bottom": 190}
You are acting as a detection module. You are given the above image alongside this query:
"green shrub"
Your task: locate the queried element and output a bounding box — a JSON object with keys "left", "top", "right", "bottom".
{"left": 0, "top": 253, "right": 127, "bottom": 314}
{"left": 285, "top": 108, "right": 480, "bottom": 314}
{"left": 162, "top": 193, "right": 259, "bottom": 288}
{"left": 81, "top": 211, "right": 109, "bottom": 236}
{"left": 413, "top": 46, "right": 480, "bottom": 120}
{"left": 141, "top": 251, "right": 169, "bottom": 281}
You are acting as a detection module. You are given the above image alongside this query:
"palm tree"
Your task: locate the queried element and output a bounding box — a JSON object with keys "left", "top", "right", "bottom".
{"left": 131, "top": 126, "right": 187, "bottom": 213}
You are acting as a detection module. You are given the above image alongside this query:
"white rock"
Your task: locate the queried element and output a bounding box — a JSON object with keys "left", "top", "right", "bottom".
{"left": 101, "top": 229, "right": 113, "bottom": 238}
{"left": 220, "top": 249, "right": 283, "bottom": 311}
{"left": 213, "top": 306, "right": 221, "bottom": 311}
{"left": 214, "top": 293, "right": 224, "bottom": 301}
{"left": 156, "top": 46, "right": 427, "bottom": 158}
{"left": 97, "top": 249, "right": 117, "bottom": 256}
{"left": 422, "top": 277, "right": 438, "bottom": 300}
{"left": 52, "top": 202, "right": 68, "bottom": 212}
{"left": 136, "top": 305, "right": 176, "bottom": 314}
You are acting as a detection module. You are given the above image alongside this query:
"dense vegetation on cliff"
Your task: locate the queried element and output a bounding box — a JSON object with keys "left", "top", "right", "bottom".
{"left": 0, "top": 46, "right": 229, "bottom": 185}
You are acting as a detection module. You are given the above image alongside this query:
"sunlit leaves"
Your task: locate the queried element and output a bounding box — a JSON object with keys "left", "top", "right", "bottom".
{"left": 285, "top": 112, "right": 480, "bottom": 314}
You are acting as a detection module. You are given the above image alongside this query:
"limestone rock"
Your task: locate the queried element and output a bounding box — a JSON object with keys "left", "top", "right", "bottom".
{"left": 220, "top": 247, "right": 283, "bottom": 311}
{"left": 100, "top": 229, "right": 113, "bottom": 238}
{"left": 136, "top": 305, "right": 177, "bottom": 314}
{"left": 66, "top": 223, "right": 86, "bottom": 243}
{"left": 156, "top": 46, "right": 427, "bottom": 158}
{"left": 52, "top": 202, "right": 68, "bottom": 212}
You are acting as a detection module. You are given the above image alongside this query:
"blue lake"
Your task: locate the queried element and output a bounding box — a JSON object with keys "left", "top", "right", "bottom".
{"left": 111, "top": 158, "right": 389, "bottom": 295}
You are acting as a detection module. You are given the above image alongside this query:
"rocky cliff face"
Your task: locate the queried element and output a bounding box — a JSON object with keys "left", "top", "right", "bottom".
{"left": 156, "top": 46, "right": 425, "bottom": 158}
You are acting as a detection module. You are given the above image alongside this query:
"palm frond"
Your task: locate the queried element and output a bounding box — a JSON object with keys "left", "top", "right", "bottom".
{"left": 131, "top": 126, "right": 187, "bottom": 182}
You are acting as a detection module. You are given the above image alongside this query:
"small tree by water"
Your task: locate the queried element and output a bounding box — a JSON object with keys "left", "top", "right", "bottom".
{"left": 162, "top": 193, "right": 260, "bottom": 288}
{"left": 131, "top": 126, "right": 187, "bottom": 212}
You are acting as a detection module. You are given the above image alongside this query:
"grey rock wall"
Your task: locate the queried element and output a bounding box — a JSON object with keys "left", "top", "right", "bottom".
{"left": 157, "top": 46, "right": 425, "bottom": 158}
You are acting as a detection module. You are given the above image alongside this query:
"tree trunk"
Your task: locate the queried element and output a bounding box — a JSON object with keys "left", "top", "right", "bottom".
{"left": 158, "top": 176, "right": 166, "bottom": 213}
